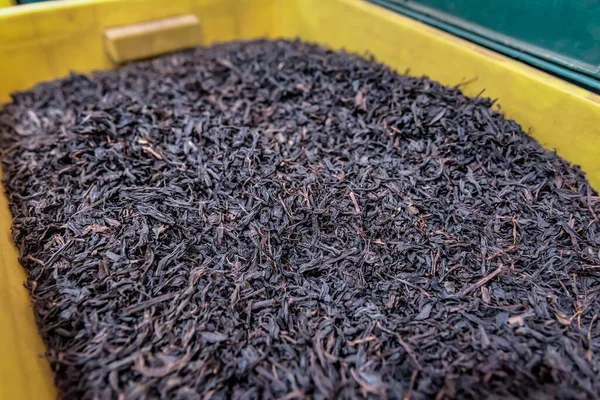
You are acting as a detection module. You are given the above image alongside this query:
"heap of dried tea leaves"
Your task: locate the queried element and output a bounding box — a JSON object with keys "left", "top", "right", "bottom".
{"left": 1, "top": 40, "right": 599, "bottom": 399}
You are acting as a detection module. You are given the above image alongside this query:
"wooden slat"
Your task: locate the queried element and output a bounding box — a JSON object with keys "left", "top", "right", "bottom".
{"left": 104, "top": 14, "right": 201, "bottom": 63}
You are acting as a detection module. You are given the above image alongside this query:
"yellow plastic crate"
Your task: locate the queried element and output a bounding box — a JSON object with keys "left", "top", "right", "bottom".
{"left": 1, "top": 0, "right": 599, "bottom": 398}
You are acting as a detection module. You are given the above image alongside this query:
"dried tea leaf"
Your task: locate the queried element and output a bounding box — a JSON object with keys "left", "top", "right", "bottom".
{"left": 0, "top": 39, "right": 598, "bottom": 399}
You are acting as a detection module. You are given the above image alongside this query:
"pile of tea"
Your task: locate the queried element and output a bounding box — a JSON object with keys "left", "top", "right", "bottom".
{"left": 1, "top": 40, "right": 598, "bottom": 399}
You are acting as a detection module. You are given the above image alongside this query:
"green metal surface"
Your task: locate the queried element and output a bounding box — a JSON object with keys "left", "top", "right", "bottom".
{"left": 372, "top": 0, "right": 600, "bottom": 92}
{"left": 16, "top": 0, "right": 51, "bottom": 4}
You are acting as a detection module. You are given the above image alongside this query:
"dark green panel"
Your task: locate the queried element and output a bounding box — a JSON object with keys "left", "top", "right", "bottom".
{"left": 374, "top": 0, "right": 600, "bottom": 91}
{"left": 405, "top": 0, "right": 600, "bottom": 73}
{"left": 16, "top": 0, "right": 50, "bottom": 4}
